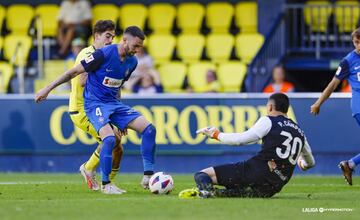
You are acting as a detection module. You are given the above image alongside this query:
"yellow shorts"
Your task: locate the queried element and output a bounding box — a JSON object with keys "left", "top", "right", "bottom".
{"left": 69, "top": 110, "right": 101, "bottom": 143}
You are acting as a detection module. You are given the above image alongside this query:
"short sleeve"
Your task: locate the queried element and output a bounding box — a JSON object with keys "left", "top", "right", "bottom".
{"left": 80, "top": 49, "right": 105, "bottom": 73}
{"left": 335, "top": 59, "right": 350, "bottom": 81}
{"left": 248, "top": 116, "right": 272, "bottom": 139}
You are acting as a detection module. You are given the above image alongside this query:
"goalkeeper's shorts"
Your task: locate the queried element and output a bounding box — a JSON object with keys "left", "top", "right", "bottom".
{"left": 213, "top": 159, "right": 285, "bottom": 198}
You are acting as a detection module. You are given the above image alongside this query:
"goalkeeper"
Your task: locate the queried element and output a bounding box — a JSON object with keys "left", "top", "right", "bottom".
{"left": 179, "top": 93, "right": 315, "bottom": 198}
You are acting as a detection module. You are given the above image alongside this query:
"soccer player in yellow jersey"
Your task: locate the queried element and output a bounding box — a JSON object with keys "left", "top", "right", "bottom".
{"left": 68, "top": 20, "right": 124, "bottom": 192}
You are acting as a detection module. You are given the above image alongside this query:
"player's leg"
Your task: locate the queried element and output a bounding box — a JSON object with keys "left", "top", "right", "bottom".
{"left": 111, "top": 106, "right": 157, "bottom": 188}
{"left": 98, "top": 124, "right": 123, "bottom": 194}
{"left": 339, "top": 113, "right": 360, "bottom": 185}
{"left": 109, "top": 130, "right": 124, "bottom": 183}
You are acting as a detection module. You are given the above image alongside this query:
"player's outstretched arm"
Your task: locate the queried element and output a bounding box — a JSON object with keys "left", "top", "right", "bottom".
{"left": 35, "top": 64, "right": 86, "bottom": 103}
{"left": 297, "top": 138, "right": 315, "bottom": 171}
{"left": 311, "top": 77, "right": 341, "bottom": 115}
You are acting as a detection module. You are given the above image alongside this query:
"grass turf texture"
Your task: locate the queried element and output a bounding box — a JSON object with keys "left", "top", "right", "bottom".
{"left": 0, "top": 174, "right": 359, "bottom": 220}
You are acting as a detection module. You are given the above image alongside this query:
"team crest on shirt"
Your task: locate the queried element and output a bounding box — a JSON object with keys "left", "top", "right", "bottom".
{"left": 335, "top": 66, "right": 342, "bottom": 75}
{"left": 102, "top": 76, "right": 123, "bottom": 88}
{"left": 85, "top": 54, "right": 94, "bottom": 63}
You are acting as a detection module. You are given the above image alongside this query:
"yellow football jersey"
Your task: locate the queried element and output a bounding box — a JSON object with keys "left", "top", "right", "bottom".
{"left": 68, "top": 45, "right": 96, "bottom": 112}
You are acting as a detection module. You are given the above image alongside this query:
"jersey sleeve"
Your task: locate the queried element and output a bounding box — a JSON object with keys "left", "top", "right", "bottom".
{"left": 335, "top": 59, "right": 350, "bottom": 81}
{"left": 80, "top": 49, "right": 105, "bottom": 73}
{"left": 297, "top": 137, "right": 315, "bottom": 170}
{"left": 217, "top": 116, "right": 272, "bottom": 146}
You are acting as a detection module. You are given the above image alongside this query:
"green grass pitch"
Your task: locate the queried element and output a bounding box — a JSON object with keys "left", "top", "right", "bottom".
{"left": 0, "top": 174, "right": 359, "bottom": 220}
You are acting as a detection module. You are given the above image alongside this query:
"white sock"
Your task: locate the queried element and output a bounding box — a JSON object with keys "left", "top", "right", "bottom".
{"left": 348, "top": 160, "right": 356, "bottom": 169}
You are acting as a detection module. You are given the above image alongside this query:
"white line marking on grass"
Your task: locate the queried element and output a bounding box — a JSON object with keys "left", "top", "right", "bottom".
{"left": 0, "top": 181, "right": 80, "bottom": 185}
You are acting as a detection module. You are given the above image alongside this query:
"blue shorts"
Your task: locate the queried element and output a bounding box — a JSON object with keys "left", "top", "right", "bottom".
{"left": 85, "top": 101, "right": 141, "bottom": 132}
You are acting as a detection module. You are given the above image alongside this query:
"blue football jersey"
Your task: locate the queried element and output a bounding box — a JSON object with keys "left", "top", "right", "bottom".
{"left": 336, "top": 50, "right": 360, "bottom": 115}
{"left": 80, "top": 44, "right": 138, "bottom": 104}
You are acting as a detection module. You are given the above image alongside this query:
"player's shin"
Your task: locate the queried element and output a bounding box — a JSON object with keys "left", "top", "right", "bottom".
{"left": 140, "top": 124, "right": 156, "bottom": 175}
{"left": 100, "top": 136, "right": 116, "bottom": 185}
{"left": 84, "top": 144, "right": 101, "bottom": 171}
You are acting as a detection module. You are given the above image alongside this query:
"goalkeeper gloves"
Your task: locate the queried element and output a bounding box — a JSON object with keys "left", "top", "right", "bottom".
{"left": 196, "top": 127, "right": 220, "bottom": 140}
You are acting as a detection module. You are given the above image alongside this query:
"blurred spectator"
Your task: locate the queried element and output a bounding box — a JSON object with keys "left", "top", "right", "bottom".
{"left": 57, "top": 0, "right": 92, "bottom": 56}
{"left": 263, "top": 66, "right": 295, "bottom": 93}
{"left": 184, "top": 69, "right": 220, "bottom": 93}
{"left": 204, "top": 69, "right": 221, "bottom": 93}
{"left": 125, "top": 47, "right": 159, "bottom": 91}
{"left": 132, "top": 71, "right": 163, "bottom": 95}
{"left": 341, "top": 80, "right": 351, "bottom": 93}
{"left": 66, "top": 37, "right": 86, "bottom": 61}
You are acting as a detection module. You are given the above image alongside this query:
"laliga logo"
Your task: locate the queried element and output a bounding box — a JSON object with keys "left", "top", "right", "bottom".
{"left": 49, "top": 105, "right": 297, "bottom": 146}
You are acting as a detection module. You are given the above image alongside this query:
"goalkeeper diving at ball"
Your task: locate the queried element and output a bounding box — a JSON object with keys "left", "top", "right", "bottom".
{"left": 179, "top": 93, "right": 315, "bottom": 198}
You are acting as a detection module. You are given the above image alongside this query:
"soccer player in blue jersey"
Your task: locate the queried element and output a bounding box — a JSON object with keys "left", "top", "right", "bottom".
{"left": 311, "top": 27, "right": 360, "bottom": 186}
{"left": 35, "top": 26, "right": 156, "bottom": 194}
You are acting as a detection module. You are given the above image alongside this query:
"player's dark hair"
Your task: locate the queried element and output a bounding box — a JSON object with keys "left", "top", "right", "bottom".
{"left": 351, "top": 27, "right": 360, "bottom": 39}
{"left": 93, "top": 20, "right": 115, "bottom": 35}
{"left": 269, "top": 93, "right": 289, "bottom": 113}
{"left": 124, "top": 26, "right": 145, "bottom": 40}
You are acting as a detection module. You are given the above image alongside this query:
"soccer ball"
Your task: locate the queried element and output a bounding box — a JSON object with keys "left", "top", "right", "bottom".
{"left": 149, "top": 172, "right": 174, "bottom": 194}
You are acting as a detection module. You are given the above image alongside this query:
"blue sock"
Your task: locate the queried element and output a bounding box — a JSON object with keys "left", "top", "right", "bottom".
{"left": 351, "top": 114, "right": 360, "bottom": 167}
{"left": 194, "top": 172, "right": 213, "bottom": 191}
{"left": 350, "top": 153, "right": 360, "bottom": 167}
{"left": 100, "top": 136, "right": 115, "bottom": 183}
{"left": 141, "top": 124, "right": 156, "bottom": 174}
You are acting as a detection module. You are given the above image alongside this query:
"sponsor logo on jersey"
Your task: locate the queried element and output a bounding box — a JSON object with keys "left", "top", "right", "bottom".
{"left": 85, "top": 54, "right": 94, "bottom": 63}
{"left": 102, "top": 76, "right": 123, "bottom": 88}
{"left": 335, "top": 66, "right": 342, "bottom": 75}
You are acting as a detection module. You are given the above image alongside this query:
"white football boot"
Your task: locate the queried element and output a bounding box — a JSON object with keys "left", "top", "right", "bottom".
{"left": 101, "top": 183, "right": 125, "bottom": 195}
{"left": 79, "top": 164, "right": 100, "bottom": 191}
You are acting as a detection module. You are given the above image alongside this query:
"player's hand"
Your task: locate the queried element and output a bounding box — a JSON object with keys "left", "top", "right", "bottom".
{"left": 34, "top": 88, "right": 50, "bottom": 103}
{"left": 140, "top": 175, "right": 152, "bottom": 189}
{"left": 196, "top": 126, "right": 220, "bottom": 140}
{"left": 310, "top": 103, "right": 320, "bottom": 115}
{"left": 297, "top": 159, "right": 309, "bottom": 171}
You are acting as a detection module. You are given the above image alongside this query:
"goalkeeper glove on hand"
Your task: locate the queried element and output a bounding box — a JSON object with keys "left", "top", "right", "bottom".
{"left": 196, "top": 127, "right": 220, "bottom": 140}
{"left": 297, "top": 159, "right": 309, "bottom": 171}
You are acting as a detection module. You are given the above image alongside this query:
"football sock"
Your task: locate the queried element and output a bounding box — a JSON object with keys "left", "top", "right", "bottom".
{"left": 100, "top": 136, "right": 116, "bottom": 182}
{"left": 349, "top": 153, "right": 360, "bottom": 168}
{"left": 141, "top": 124, "right": 156, "bottom": 174}
{"left": 194, "top": 172, "right": 214, "bottom": 191}
{"left": 84, "top": 144, "right": 101, "bottom": 171}
{"left": 110, "top": 145, "right": 123, "bottom": 182}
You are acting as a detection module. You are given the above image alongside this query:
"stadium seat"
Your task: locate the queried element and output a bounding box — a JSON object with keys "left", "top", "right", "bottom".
{"left": 217, "top": 62, "right": 247, "bottom": 92}
{"left": 148, "top": 3, "right": 176, "bottom": 34}
{"left": 177, "top": 34, "right": 205, "bottom": 63}
{"left": 206, "top": 2, "right": 234, "bottom": 34}
{"left": 0, "top": 61, "right": 13, "bottom": 93}
{"left": 158, "top": 62, "right": 187, "bottom": 93}
{"left": 35, "top": 4, "right": 59, "bottom": 37}
{"left": 6, "top": 4, "right": 34, "bottom": 35}
{"left": 3, "top": 34, "right": 32, "bottom": 66}
{"left": 92, "top": 4, "right": 118, "bottom": 27}
{"left": 206, "top": 34, "right": 234, "bottom": 63}
{"left": 147, "top": 34, "right": 176, "bottom": 64}
{"left": 177, "top": 3, "right": 205, "bottom": 34}
{"left": 0, "top": 6, "right": 5, "bottom": 35}
{"left": 335, "top": 0, "right": 360, "bottom": 33}
{"left": 119, "top": 4, "right": 147, "bottom": 30}
{"left": 188, "top": 62, "right": 216, "bottom": 93}
{"left": 43, "top": 60, "right": 68, "bottom": 80}
{"left": 0, "top": 36, "right": 3, "bottom": 51}
{"left": 235, "top": 2, "right": 258, "bottom": 33}
{"left": 235, "top": 33, "right": 264, "bottom": 64}
{"left": 304, "top": 0, "right": 332, "bottom": 32}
